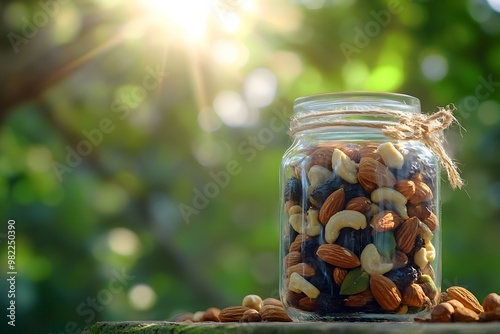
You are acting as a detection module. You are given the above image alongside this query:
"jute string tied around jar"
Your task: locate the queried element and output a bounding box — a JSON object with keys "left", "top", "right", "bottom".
{"left": 288, "top": 105, "right": 464, "bottom": 189}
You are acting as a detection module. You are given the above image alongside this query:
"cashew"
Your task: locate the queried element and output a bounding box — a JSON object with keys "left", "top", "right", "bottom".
{"left": 325, "top": 210, "right": 367, "bottom": 243}
{"left": 289, "top": 272, "right": 320, "bottom": 298}
{"left": 360, "top": 243, "right": 393, "bottom": 275}
{"left": 331, "top": 149, "right": 358, "bottom": 184}
{"left": 419, "top": 221, "right": 434, "bottom": 241}
{"left": 392, "top": 203, "right": 409, "bottom": 219}
{"left": 376, "top": 142, "right": 404, "bottom": 169}
{"left": 288, "top": 205, "right": 302, "bottom": 216}
{"left": 371, "top": 187, "right": 407, "bottom": 206}
{"left": 425, "top": 239, "right": 436, "bottom": 262}
{"left": 414, "top": 247, "right": 428, "bottom": 269}
{"left": 367, "top": 203, "right": 380, "bottom": 219}
{"left": 307, "top": 165, "right": 332, "bottom": 190}
{"left": 289, "top": 209, "right": 321, "bottom": 237}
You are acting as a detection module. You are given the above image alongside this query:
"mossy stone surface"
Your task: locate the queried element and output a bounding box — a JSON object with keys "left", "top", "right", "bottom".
{"left": 83, "top": 321, "right": 500, "bottom": 334}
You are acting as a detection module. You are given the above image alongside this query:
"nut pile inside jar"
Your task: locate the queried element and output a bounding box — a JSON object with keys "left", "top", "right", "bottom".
{"left": 282, "top": 141, "right": 441, "bottom": 316}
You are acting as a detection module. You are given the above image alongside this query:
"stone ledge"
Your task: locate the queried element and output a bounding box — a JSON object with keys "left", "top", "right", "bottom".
{"left": 83, "top": 321, "right": 500, "bottom": 334}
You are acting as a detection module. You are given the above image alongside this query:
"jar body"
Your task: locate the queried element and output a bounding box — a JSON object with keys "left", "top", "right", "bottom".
{"left": 280, "top": 93, "right": 441, "bottom": 321}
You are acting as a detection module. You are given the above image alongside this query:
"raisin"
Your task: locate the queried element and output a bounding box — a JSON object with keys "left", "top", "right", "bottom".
{"left": 335, "top": 227, "right": 372, "bottom": 257}
{"left": 308, "top": 262, "right": 335, "bottom": 293}
{"left": 284, "top": 177, "right": 302, "bottom": 202}
{"left": 301, "top": 238, "right": 320, "bottom": 266}
{"left": 310, "top": 176, "right": 342, "bottom": 207}
{"left": 408, "top": 235, "right": 424, "bottom": 259}
{"left": 384, "top": 265, "right": 421, "bottom": 292}
{"left": 316, "top": 290, "right": 343, "bottom": 314}
{"left": 341, "top": 182, "right": 368, "bottom": 202}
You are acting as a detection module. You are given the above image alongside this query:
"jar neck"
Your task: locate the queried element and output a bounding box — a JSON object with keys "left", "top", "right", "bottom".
{"left": 290, "top": 92, "right": 421, "bottom": 138}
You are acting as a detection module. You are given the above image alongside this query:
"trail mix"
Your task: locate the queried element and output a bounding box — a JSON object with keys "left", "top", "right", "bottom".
{"left": 281, "top": 141, "right": 441, "bottom": 318}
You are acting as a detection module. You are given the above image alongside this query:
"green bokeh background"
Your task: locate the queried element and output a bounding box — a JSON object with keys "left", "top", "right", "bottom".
{"left": 1, "top": 0, "right": 500, "bottom": 332}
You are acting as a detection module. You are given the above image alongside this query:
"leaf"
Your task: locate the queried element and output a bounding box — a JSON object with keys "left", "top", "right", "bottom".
{"left": 373, "top": 231, "right": 396, "bottom": 258}
{"left": 340, "top": 267, "right": 369, "bottom": 295}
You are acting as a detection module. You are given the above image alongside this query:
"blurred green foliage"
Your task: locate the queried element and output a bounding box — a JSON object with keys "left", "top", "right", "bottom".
{"left": 1, "top": 0, "right": 500, "bottom": 332}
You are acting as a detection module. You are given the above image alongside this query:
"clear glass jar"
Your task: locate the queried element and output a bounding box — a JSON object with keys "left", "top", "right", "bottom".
{"left": 279, "top": 92, "right": 441, "bottom": 321}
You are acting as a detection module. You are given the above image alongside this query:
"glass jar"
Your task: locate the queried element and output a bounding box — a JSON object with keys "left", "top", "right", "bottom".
{"left": 279, "top": 92, "right": 441, "bottom": 321}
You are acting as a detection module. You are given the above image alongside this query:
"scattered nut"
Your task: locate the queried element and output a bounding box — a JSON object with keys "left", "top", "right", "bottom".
{"left": 240, "top": 309, "right": 262, "bottom": 322}
{"left": 260, "top": 304, "right": 292, "bottom": 322}
{"left": 447, "top": 286, "right": 484, "bottom": 314}
{"left": 431, "top": 302, "right": 454, "bottom": 322}
{"left": 242, "top": 294, "right": 263, "bottom": 312}
{"left": 483, "top": 293, "right": 500, "bottom": 312}
{"left": 219, "top": 306, "right": 250, "bottom": 322}
{"left": 203, "top": 307, "right": 221, "bottom": 322}
{"left": 453, "top": 307, "right": 480, "bottom": 322}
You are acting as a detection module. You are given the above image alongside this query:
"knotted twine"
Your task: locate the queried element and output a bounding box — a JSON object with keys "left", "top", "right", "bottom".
{"left": 288, "top": 105, "right": 464, "bottom": 189}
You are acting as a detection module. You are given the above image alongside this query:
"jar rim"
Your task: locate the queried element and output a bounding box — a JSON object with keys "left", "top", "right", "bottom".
{"left": 293, "top": 91, "right": 421, "bottom": 115}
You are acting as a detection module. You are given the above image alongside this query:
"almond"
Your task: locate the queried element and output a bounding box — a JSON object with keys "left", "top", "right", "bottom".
{"left": 402, "top": 283, "right": 427, "bottom": 307}
{"left": 298, "top": 297, "right": 319, "bottom": 312}
{"left": 395, "top": 180, "right": 416, "bottom": 200}
{"left": 359, "top": 143, "right": 379, "bottom": 160}
{"left": 340, "top": 144, "right": 361, "bottom": 163}
{"left": 241, "top": 309, "right": 262, "bottom": 322}
{"left": 260, "top": 304, "right": 292, "bottom": 322}
{"left": 453, "top": 307, "right": 480, "bottom": 322}
{"left": 262, "top": 298, "right": 283, "bottom": 307}
{"left": 344, "top": 289, "right": 374, "bottom": 308}
{"left": 289, "top": 234, "right": 311, "bottom": 253}
{"left": 395, "top": 216, "right": 419, "bottom": 254}
{"left": 370, "top": 274, "right": 402, "bottom": 311}
{"left": 203, "top": 307, "right": 221, "bottom": 322}
{"left": 480, "top": 308, "right": 500, "bottom": 322}
{"left": 483, "top": 293, "right": 500, "bottom": 312}
{"left": 422, "top": 211, "right": 439, "bottom": 232}
{"left": 219, "top": 306, "right": 250, "bottom": 322}
{"left": 319, "top": 188, "right": 345, "bottom": 225}
{"left": 285, "top": 263, "right": 315, "bottom": 278}
{"left": 307, "top": 147, "right": 333, "bottom": 171}
{"left": 316, "top": 244, "right": 361, "bottom": 268}
{"left": 370, "top": 210, "right": 404, "bottom": 232}
{"left": 431, "top": 302, "right": 454, "bottom": 322}
{"left": 358, "top": 158, "right": 397, "bottom": 192}
{"left": 391, "top": 250, "right": 408, "bottom": 268}
{"left": 333, "top": 267, "right": 348, "bottom": 286}
{"left": 283, "top": 251, "right": 301, "bottom": 269}
{"left": 447, "top": 286, "right": 484, "bottom": 314}
{"left": 345, "top": 197, "right": 372, "bottom": 214}
{"left": 409, "top": 177, "right": 433, "bottom": 205}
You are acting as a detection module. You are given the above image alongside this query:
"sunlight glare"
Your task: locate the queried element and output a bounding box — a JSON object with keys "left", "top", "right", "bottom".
{"left": 139, "top": 0, "right": 210, "bottom": 41}
{"left": 486, "top": 0, "right": 500, "bottom": 12}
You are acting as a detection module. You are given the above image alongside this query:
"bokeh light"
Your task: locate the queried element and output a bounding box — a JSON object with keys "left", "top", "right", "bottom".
{"left": 108, "top": 227, "right": 141, "bottom": 256}
{"left": 243, "top": 68, "right": 278, "bottom": 108}
{"left": 421, "top": 54, "right": 448, "bottom": 81}
{"left": 128, "top": 284, "right": 157, "bottom": 310}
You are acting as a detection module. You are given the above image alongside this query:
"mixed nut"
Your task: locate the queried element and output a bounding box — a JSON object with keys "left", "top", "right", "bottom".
{"left": 281, "top": 141, "right": 440, "bottom": 318}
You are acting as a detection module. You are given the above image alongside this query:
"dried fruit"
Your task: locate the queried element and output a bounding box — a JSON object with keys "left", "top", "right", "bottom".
{"left": 384, "top": 265, "right": 421, "bottom": 292}
{"left": 310, "top": 176, "right": 342, "bottom": 207}
{"left": 370, "top": 274, "right": 402, "bottom": 311}
{"left": 319, "top": 188, "right": 345, "bottom": 225}
{"left": 340, "top": 267, "right": 370, "bottom": 295}
{"left": 284, "top": 177, "right": 302, "bottom": 202}
{"left": 395, "top": 216, "right": 419, "bottom": 254}
{"left": 447, "top": 286, "right": 484, "bottom": 314}
{"left": 316, "top": 244, "right": 361, "bottom": 268}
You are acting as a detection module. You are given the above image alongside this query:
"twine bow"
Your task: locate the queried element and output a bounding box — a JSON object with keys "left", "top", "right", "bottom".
{"left": 289, "top": 105, "right": 464, "bottom": 189}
